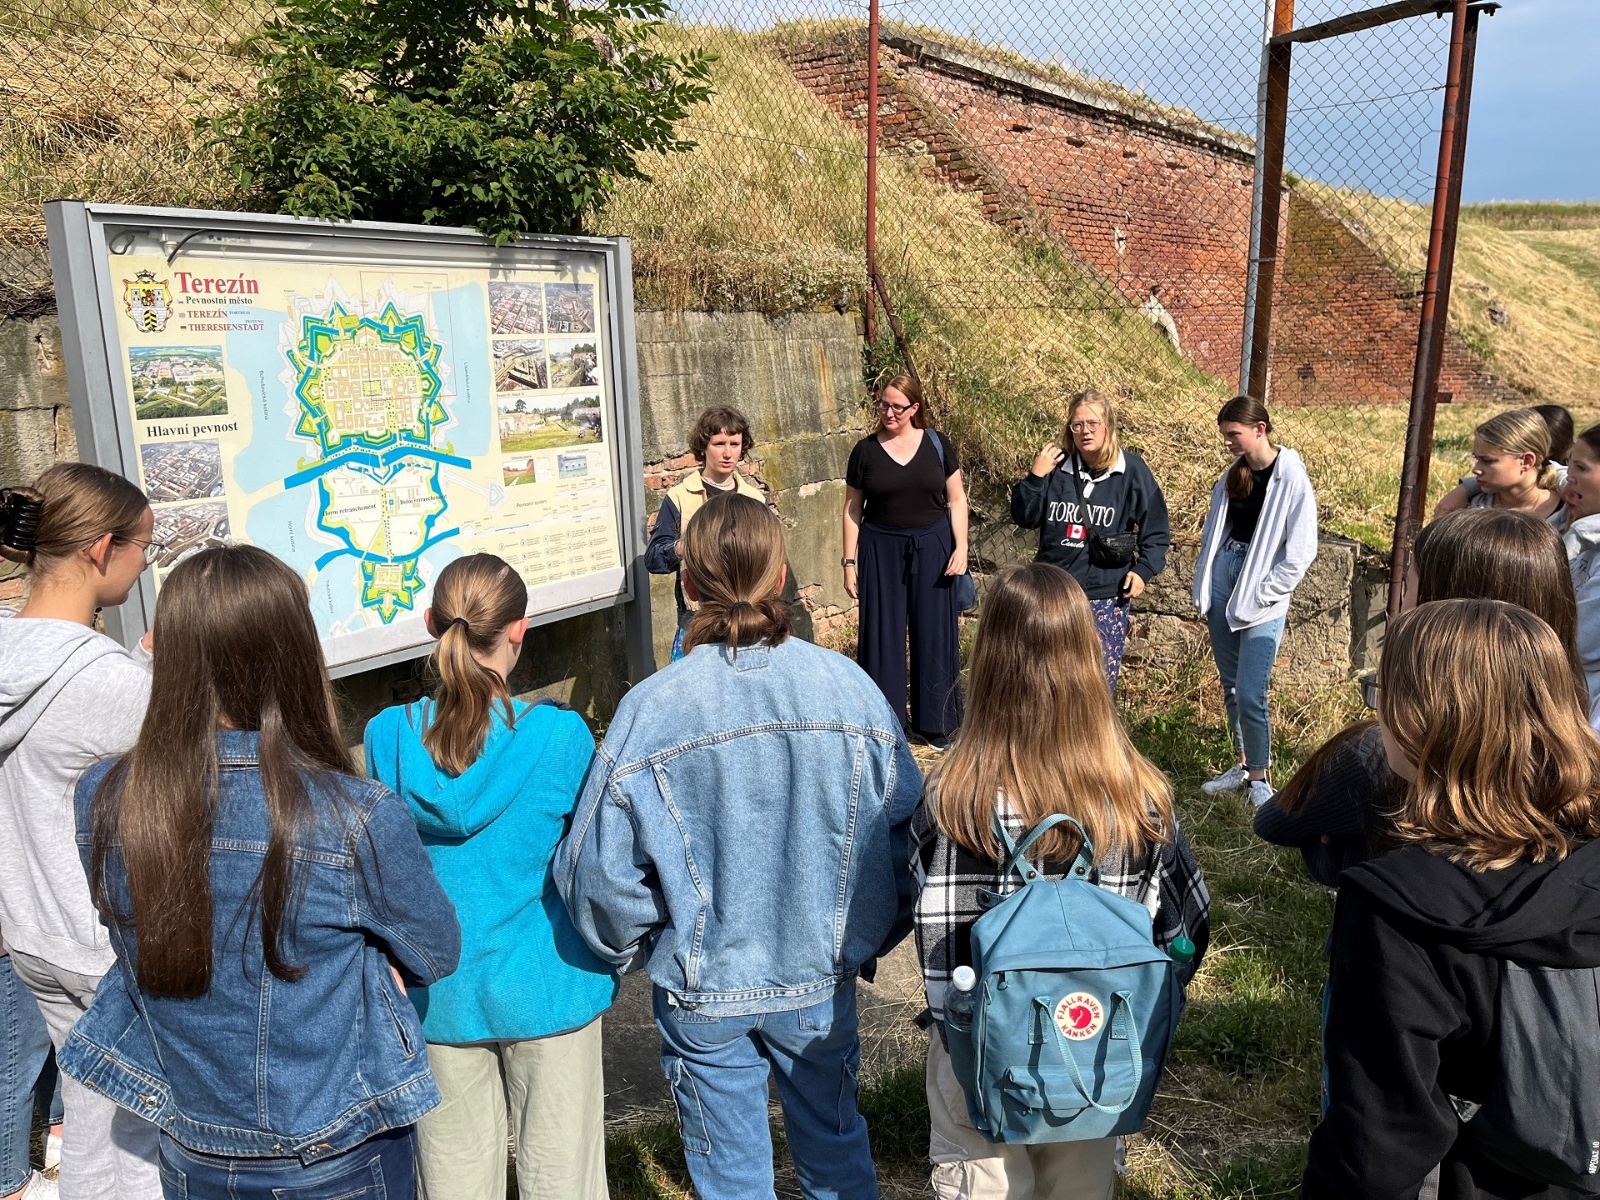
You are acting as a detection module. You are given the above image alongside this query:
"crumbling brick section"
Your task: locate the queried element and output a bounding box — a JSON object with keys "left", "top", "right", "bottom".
{"left": 779, "top": 28, "right": 1261, "bottom": 383}
{"left": 779, "top": 28, "right": 1519, "bottom": 407}
{"left": 1271, "top": 192, "right": 1518, "bottom": 405}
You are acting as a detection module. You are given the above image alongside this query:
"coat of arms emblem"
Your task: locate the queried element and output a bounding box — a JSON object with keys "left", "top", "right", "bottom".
{"left": 122, "top": 269, "right": 172, "bottom": 333}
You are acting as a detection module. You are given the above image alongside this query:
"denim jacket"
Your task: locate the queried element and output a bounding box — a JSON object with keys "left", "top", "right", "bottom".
{"left": 554, "top": 638, "right": 924, "bottom": 1017}
{"left": 60, "top": 733, "right": 461, "bottom": 1162}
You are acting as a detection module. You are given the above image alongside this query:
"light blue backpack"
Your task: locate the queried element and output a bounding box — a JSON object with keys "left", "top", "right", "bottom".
{"left": 942, "top": 813, "right": 1187, "bottom": 1144}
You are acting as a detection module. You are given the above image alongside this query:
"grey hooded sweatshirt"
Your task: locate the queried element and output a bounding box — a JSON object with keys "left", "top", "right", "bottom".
{"left": 0, "top": 610, "right": 149, "bottom": 975}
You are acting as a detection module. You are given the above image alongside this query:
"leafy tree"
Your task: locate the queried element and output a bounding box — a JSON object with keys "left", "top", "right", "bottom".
{"left": 211, "top": 0, "right": 712, "bottom": 241}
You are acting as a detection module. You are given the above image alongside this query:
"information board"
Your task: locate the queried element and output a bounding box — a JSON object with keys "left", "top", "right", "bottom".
{"left": 46, "top": 202, "right": 653, "bottom": 678}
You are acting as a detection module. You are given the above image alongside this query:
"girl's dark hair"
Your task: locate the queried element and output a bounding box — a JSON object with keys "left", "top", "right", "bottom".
{"left": 90, "top": 545, "right": 355, "bottom": 999}
{"left": 1533, "top": 404, "right": 1575, "bottom": 465}
{"left": 682, "top": 492, "right": 792, "bottom": 656}
{"left": 1414, "top": 508, "right": 1584, "bottom": 710}
{"left": 1217, "top": 395, "right": 1273, "bottom": 501}
{"left": 1578, "top": 421, "right": 1600, "bottom": 462}
{"left": 876, "top": 374, "right": 929, "bottom": 431}
{"left": 0, "top": 463, "right": 148, "bottom": 571}
{"left": 688, "top": 407, "right": 755, "bottom": 462}
{"left": 422, "top": 554, "right": 529, "bottom": 776}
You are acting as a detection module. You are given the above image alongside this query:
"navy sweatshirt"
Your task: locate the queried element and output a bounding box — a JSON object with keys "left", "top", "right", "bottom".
{"left": 1009, "top": 451, "right": 1172, "bottom": 599}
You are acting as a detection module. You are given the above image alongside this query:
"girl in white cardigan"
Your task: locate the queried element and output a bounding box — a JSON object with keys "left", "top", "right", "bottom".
{"left": 1193, "top": 397, "right": 1318, "bottom": 807}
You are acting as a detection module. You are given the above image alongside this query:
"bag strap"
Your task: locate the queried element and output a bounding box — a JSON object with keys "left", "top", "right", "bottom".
{"left": 927, "top": 429, "right": 946, "bottom": 470}
{"left": 996, "top": 812, "right": 1095, "bottom": 883}
{"left": 1032, "top": 991, "right": 1144, "bottom": 1115}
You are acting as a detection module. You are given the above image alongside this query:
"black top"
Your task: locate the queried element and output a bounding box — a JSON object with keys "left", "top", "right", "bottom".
{"left": 847, "top": 431, "right": 958, "bottom": 529}
{"left": 1305, "top": 838, "right": 1600, "bottom": 1200}
{"left": 1225, "top": 455, "right": 1277, "bottom": 543}
{"left": 1009, "top": 452, "right": 1173, "bottom": 600}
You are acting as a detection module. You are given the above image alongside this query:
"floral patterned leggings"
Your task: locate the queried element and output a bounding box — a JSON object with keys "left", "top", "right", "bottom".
{"left": 1090, "top": 597, "right": 1131, "bottom": 696}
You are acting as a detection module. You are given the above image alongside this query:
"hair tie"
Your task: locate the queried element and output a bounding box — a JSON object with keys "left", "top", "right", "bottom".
{"left": 446, "top": 616, "right": 470, "bottom": 636}
{"left": 0, "top": 490, "right": 43, "bottom": 554}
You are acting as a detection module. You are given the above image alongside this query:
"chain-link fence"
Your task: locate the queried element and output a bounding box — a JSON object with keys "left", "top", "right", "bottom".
{"left": 4, "top": 0, "right": 1585, "bottom": 547}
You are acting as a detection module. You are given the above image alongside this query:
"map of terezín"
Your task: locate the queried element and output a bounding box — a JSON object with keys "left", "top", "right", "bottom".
{"left": 106, "top": 252, "right": 624, "bottom": 670}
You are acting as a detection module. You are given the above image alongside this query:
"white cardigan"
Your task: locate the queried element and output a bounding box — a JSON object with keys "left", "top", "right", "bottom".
{"left": 1193, "top": 446, "right": 1319, "bottom": 632}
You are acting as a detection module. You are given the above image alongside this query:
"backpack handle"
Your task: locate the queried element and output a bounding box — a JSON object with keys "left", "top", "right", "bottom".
{"left": 1033, "top": 991, "right": 1144, "bottom": 1115}
{"left": 997, "top": 813, "right": 1095, "bottom": 884}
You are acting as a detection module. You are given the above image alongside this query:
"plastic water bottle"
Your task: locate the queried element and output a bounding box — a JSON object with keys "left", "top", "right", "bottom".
{"left": 1169, "top": 936, "right": 1196, "bottom": 966}
{"left": 945, "top": 965, "right": 979, "bottom": 1028}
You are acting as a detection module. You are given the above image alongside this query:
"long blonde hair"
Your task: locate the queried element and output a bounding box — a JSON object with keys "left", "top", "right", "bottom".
{"left": 1381, "top": 599, "right": 1600, "bottom": 871}
{"left": 929, "top": 562, "right": 1172, "bottom": 865}
{"left": 1064, "top": 389, "right": 1120, "bottom": 474}
{"left": 422, "top": 554, "right": 528, "bottom": 776}
{"left": 681, "top": 492, "right": 793, "bottom": 655}
{"left": 1475, "top": 408, "right": 1562, "bottom": 492}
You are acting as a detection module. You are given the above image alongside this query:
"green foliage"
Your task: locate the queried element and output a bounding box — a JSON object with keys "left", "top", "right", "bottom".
{"left": 208, "top": 0, "right": 713, "bottom": 240}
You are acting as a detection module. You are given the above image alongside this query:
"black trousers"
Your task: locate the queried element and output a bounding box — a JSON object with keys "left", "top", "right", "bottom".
{"left": 856, "top": 518, "right": 963, "bottom": 735}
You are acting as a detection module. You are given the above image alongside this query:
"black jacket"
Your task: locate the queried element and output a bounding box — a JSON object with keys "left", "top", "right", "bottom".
{"left": 1304, "top": 838, "right": 1600, "bottom": 1200}
{"left": 1254, "top": 725, "right": 1397, "bottom": 887}
{"left": 1010, "top": 451, "right": 1171, "bottom": 600}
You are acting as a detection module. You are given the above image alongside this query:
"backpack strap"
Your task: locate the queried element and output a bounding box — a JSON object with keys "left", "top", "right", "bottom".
{"left": 1032, "top": 991, "right": 1144, "bottom": 1115}
{"left": 927, "top": 429, "right": 945, "bottom": 470}
{"left": 996, "top": 813, "right": 1095, "bottom": 884}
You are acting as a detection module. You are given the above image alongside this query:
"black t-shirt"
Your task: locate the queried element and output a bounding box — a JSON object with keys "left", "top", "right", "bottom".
{"left": 1226, "top": 456, "right": 1277, "bottom": 543}
{"left": 847, "top": 431, "right": 959, "bottom": 529}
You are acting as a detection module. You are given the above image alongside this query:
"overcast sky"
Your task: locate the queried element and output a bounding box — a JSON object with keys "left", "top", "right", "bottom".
{"left": 1462, "top": 0, "right": 1598, "bottom": 202}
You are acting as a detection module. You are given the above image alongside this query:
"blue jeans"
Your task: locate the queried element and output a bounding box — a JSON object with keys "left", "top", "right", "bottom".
{"left": 155, "top": 1127, "right": 415, "bottom": 1200}
{"left": 1206, "top": 540, "right": 1285, "bottom": 772}
{"left": 0, "top": 954, "right": 52, "bottom": 1195}
{"left": 654, "top": 980, "right": 876, "bottom": 1200}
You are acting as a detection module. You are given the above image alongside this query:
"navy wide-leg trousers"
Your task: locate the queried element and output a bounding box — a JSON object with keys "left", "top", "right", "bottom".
{"left": 857, "top": 518, "right": 963, "bottom": 736}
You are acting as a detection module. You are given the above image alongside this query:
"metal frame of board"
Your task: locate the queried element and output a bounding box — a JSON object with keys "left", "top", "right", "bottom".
{"left": 45, "top": 200, "right": 655, "bottom": 683}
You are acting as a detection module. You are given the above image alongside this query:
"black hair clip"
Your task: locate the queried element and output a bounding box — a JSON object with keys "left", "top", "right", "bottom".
{"left": 0, "top": 489, "right": 43, "bottom": 553}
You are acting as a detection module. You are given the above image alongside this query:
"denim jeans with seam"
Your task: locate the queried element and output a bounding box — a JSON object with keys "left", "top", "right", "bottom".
{"left": 1206, "top": 539, "right": 1286, "bottom": 772}
{"left": 654, "top": 979, "right": 877, "bottom": 1200}
{"left": 1, "top": 953, "right": 52, "bottom": 1195}
{"left": 156, "top": 1126, "right": 415, "bottom": 1200}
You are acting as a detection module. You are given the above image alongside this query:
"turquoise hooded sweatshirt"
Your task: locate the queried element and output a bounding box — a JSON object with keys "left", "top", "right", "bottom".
{"left": 364, "top": 698, "right": 617, "bottom": 1043}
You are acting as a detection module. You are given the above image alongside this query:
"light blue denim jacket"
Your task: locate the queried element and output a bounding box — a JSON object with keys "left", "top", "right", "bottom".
{"left": 60, "top": 733, "right": 461, "bottom": 1162}
{"left": 554, "top": 638, "right": 923, "bottom": 1016}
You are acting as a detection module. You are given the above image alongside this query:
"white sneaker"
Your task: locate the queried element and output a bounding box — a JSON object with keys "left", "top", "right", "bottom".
{"left": 20, "top": 1171, "right": 59, "bottom": 1199}
{"left": 1249, "top": 779, "right": 1276, "bottom": 809}
{"left": 44, "top": 1131, "right": 60, "bottom": 1176}
{"left": 1200, "top": 763, "right": 1249, "bottom": 795}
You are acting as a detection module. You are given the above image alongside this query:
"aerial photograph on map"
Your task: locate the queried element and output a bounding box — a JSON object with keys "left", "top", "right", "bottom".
{"left": 498, "top": 392, "right": 602, "bottom": 453}
{"left": 488, "top": 281, "right": 546, "bottom": 335}
{"left": 543, "top": 283, "right": 595, "bottom": 334}
{"left": 493, "top": 338, "right": 549, "bottom": 392}
{"left": 547, "top": 339, "right": 600, "bottom": 390}
{"left": 129, "top": 346, "right": 228, "bottom": 421}
{"left": 153, "top": 501, "right": 231, "bottom": 569}
{"left": 141, "top": 439, "right": 224, "bottom": 503}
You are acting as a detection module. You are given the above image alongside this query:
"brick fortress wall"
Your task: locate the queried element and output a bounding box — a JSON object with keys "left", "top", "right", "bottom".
{"left": 781, "top": 27, "right": 1517, "bottom": 406}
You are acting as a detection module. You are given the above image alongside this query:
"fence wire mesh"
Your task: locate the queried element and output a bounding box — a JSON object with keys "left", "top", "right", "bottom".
{"left": 3, "top": 0, "right": 1584, "bottom": 551}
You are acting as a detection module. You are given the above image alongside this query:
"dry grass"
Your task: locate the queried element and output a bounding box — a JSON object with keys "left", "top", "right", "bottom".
{"left": 1300, "top": 181, "right": 1600, "bottom": 410}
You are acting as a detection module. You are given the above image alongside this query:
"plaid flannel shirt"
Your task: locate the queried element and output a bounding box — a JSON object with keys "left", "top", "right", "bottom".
{"left": 911, "top": 793, "right": 1211, "bottom": 1024}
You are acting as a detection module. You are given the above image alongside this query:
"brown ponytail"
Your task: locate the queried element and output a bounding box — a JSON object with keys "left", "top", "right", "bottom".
{"left": 1218, "top": 395, "right": 1273, "bottom": 501}
{"left": 682, "top": 492, "right": 792, "bottom": 657}
{"left": 422, "top": 554, "right": 529, "bottom": 776}
{"left": 1, "top": 463, "right": 148, "bottom": 571}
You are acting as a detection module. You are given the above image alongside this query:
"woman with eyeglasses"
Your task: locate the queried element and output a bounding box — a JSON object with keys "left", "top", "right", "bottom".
{"left": 0, "top": 464, "right": 163, "bottom": 1199}
{"left": 1010, "top": 389, "right": 1171, "bottom": 693}
{"left": 842, "top": 375, "right": 967, "bottom": 749}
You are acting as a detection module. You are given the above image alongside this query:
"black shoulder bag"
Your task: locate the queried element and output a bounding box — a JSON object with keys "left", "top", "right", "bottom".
{"left": 1070, "top": 457, "right": 1139, "bottom": 570}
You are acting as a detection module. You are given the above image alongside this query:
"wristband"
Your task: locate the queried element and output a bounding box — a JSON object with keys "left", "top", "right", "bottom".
{"left": 842, "top": 557, "right": 856, "bottom": 567}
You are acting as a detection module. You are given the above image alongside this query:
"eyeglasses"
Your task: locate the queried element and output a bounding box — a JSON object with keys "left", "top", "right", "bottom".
{"left": 880, "top": 399, "right": 916, "bottom": 416}
{"left": 1359, "top": 672, "right": 1380, "bottom": 712}
{"left": 117, "top": 537, "right": 169, "bottom": 566}
{"left": 1069, "top": 420, "right": 1104, "bottom": 433}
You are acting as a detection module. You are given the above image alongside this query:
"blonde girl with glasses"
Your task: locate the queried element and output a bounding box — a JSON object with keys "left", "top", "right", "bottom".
{"left": 0, "top": 464, "right": 163, "bottom": 1200}
{"left": 842, "top": 375, "right": 968, "bottom": 749}
{"left": 1011, "top": 390, "right": 1171, "bottom": 693}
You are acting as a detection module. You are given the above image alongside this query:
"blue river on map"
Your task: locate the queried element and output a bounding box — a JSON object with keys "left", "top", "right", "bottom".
{"left": 229, "top": 282, "right": 489, "bottom": 631}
